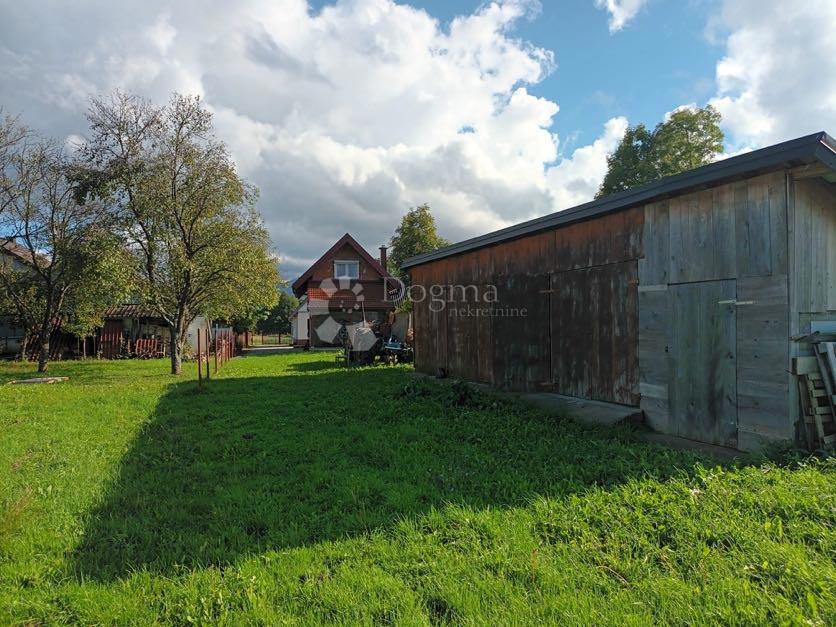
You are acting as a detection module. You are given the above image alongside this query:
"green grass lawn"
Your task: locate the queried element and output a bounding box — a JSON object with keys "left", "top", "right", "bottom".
{"left": 0, "top": 352, "right": 834, "bottom": 624}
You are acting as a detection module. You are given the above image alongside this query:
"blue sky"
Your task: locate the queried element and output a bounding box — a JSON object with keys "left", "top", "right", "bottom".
{"left": 520, "top": 0, "right": 720, "bottom": 155}
{"left": 1, "top": 0, "right": 834, "bottom": 278}
{"left": 310, "top": 0, "right": 723, "bottom": 155}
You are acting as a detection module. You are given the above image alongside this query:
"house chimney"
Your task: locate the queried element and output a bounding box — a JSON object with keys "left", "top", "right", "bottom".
{"left": 379, "top": 245, "right": 387, "bottom": 271}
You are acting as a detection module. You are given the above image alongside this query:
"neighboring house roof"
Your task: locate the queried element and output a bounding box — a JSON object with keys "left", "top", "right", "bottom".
{"left": 307, "top": 287, "right": 332, "bottom": 301}
{"left": 0, "top": 238, "right": 40, "bottom": 266}
{"left": 102, "top": 304, "right": 162, "bottom": 319}
{"left": 291, "top": 232, "right": 389, "bottom": 296}
{"left": 403, "top": 131, "right": 836, "bottom": 269}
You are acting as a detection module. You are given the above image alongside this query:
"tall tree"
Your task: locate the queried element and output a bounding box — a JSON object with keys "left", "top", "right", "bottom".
{"left": 0, "top": 139, "right": 129, "bottom": 371}
{"left": 257, "top": 291, "right": 299, "bottom": 335}
{"left": 388, "top": 203, "right": 449, "bottom": 285}
{"left": 80, "top": 92, "right": 279, "bottom": 374}
{"left": 597, "top": 105, "right": 724, "bottom": 198}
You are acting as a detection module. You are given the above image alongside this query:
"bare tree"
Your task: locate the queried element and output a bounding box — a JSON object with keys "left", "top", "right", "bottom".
{"left": 80, "top": 92, "right": 278, "bottom": 374}
{"left": 0, "top": 110, "right": 30, "bottom": 216}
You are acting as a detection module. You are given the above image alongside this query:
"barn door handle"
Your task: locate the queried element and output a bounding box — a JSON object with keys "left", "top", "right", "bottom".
{"left": 717, "top": 299, "right": 755, "bottom": 306}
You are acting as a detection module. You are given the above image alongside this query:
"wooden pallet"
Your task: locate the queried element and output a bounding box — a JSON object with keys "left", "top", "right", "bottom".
{"left": 793, "top": 342, "right": 836, "bottom": 450}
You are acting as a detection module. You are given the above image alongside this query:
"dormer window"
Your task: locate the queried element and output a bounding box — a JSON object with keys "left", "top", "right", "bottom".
{"left": 334, "top": 260, "right": 359, "bottom": 279}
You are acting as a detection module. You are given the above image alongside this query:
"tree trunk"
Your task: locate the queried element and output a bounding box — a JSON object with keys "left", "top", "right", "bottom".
{"left": 37, "top": 334, "right": 49, "bottom": 372}
{"left": 169, "top": 332, "right": 182, "bottom": 375}
{"left": 17, "top": 330, "right": 30, "bottom": 362}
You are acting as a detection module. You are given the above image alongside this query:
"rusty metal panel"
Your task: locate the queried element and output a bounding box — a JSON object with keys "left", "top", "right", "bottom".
{"left": 492, "top": 274, "right": 550, "bottom": 391}
{"left": 550, "top": 261, "right": 639, "bottom": 404}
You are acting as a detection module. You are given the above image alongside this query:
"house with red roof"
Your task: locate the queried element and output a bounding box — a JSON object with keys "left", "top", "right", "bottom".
{"left": 291, "top": 233, "right": 396, "bottom": 347}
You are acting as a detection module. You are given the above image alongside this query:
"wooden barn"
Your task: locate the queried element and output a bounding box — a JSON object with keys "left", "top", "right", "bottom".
{"left": 404, "top": 132, "right": 836, "bottom": 451}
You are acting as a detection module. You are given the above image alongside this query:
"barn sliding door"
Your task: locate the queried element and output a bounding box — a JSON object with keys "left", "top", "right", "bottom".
{"left": 668, "top": 280, "right": 738, "bottom": 447}
{"left": 550, "top": 261, "right": 639, "bottom": 404}
{"left": 493, "top": 274, "right": 550, "bottom": 390}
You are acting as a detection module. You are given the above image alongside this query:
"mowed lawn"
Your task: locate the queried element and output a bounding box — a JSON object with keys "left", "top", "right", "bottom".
{"left": 0, "top": 353, "right": 834, "bottom": 625}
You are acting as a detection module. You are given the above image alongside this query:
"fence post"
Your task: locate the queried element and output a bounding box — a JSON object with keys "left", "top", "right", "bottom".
{"left": 197, "top": 332, "right": 203, "bottom": 386}
{"left": 214, "top": 335, "right": 219, "bottom": 373}
{"left": 204, "top": 328, "right": 210, "bottom": 380}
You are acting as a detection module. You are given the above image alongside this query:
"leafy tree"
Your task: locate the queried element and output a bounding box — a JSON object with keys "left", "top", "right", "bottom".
{"left": 597, "top": 105, "right": 724, "bottom": 198}
{"left": 80, "top": 92, "right": 279, "bottom": 374}
{"left": 257, "top": 291, "right": 299, "bottom": 335}
{"left": 388, "top": 203, "right": 449, "bottom": 285}
{"left": 60, "top": 236, "right": 135, "bottom": 340}
{"left": 0, "top": 139, "right": 130, "bottom": 372}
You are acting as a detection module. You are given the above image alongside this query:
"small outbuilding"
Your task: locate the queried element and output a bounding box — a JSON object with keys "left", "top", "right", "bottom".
{"left": 403, "top": 132, "right": 836, "bottom": 451}
{"left": 98, "top": 304, "right": 210, "bottom": 359}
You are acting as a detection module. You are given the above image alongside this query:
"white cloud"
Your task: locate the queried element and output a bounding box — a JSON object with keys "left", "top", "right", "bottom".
{"left": 595, "top": 0, "right": 648, "bottom": 33}
{"left": 546, "top": 117, "right": 628, "bottom": 208}
{"left": 708, "top": 0, "right": 836, "bottom": 150}
{"left": 664, "top": 103, "right": 697, "bottom": 121}
{"left": 0, "top": 0, "right": 625, "bottom": 278}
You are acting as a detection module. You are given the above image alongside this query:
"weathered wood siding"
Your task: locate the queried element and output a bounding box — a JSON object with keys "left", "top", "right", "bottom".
{"left": 411, "top": 208, "right": 643, "bottom": 401}
{"left": 411, "top": 168, "right": 833, "bottom": 450}
{"left": 668, "top": 279, "right": 738, "bottom": 448}
{"left": 788, "top": 177, "right": 836, "bottom": 438}
{"left": 790, "top": 178, "right": 836, "bottom": 317}
{"left": 550, "top": 261, "right": 639, "bottom": 404}
{"left": 638, "top": 172, "right": 791, "bottom": 449}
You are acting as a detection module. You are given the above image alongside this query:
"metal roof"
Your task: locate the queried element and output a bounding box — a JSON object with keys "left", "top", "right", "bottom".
{"left": 103, "top": 304, "right": 161, "bottom": 319}
{"left": 1, "top": 238, "right": 42, "bottom": 266}
{"left": 402, "top": 131, "right": 836, "bottom": 269}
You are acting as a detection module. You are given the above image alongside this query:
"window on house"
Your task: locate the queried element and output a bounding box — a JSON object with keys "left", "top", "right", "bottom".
{"left": 334, "top": 260, "right": 359, "bottom": 279}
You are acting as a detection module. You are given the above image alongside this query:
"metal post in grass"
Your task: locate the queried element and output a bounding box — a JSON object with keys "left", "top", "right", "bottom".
{"left": 197, "top": 332, "right": 203, "bottom": 386}
{"left": 214, "top": 334, "right": 219, "bottom": 374}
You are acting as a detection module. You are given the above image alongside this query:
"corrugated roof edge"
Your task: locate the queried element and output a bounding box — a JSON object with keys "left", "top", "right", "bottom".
{"left": 403, "top": 131, "right": 836, "bottom": 269}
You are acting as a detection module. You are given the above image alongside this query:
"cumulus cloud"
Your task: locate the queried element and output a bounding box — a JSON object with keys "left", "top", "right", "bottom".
{"left": 546, "top": 117, "right": 627, "bottom": 208}
{"left": 708, "top": 0, "right": 836, "bottom": 150}
{"left": 0, "top": 0, "right": 625, "bottom": 278}
{"left": 595, "top": 0, "right": 648, "bottom": 33}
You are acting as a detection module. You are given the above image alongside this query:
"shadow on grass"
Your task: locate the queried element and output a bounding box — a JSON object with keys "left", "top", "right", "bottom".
{"left": 0, "top": 357, "right": 172, "bottom": 385}
{"left": 284, "top": 359, "right": 343, "bottom": 372}
{"left": 240, "top": 348, "right": 304, "bottom": 357}
{"left": 72, "top": 365, "right": 710, "bottom": 580}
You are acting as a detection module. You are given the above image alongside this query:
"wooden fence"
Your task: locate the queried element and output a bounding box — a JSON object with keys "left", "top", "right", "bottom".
{"left": 250, "top": 333, "right": 290, "bottom": 346}
{"left": 196, "top": 326, "right": 238, "bottom": 386}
